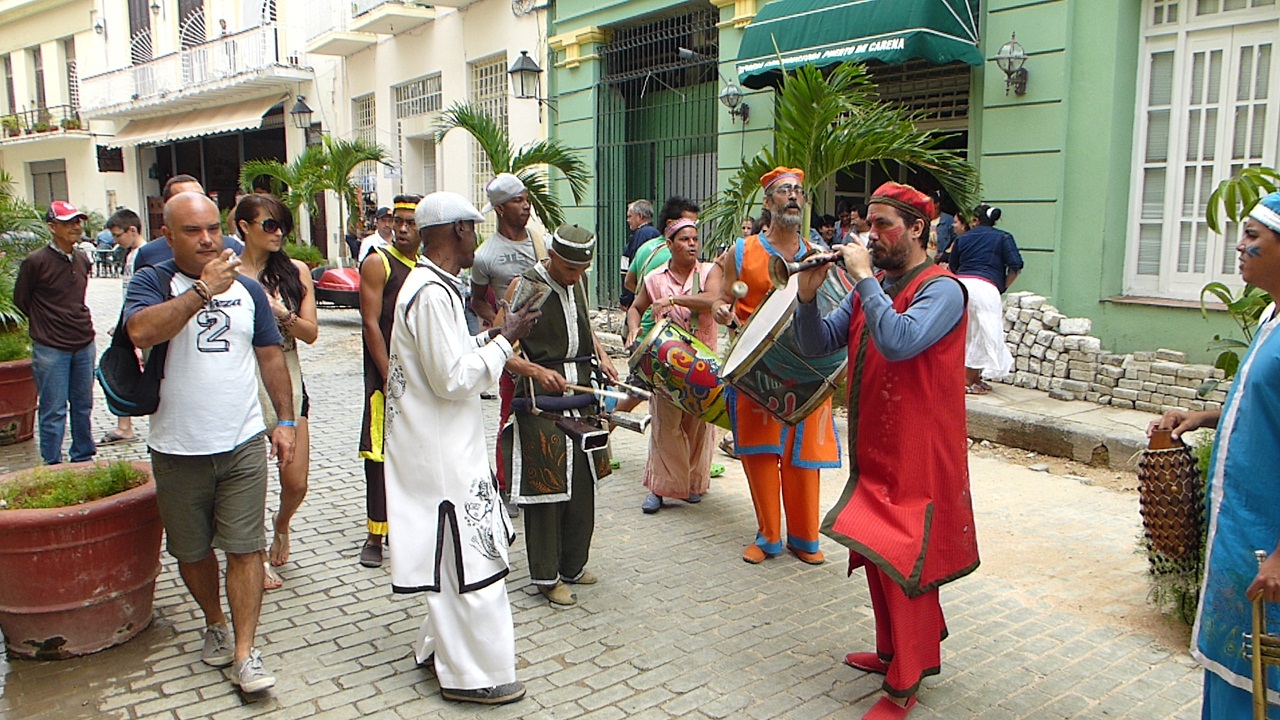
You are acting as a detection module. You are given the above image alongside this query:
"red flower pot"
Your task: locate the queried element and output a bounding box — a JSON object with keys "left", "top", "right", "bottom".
{"left": 0, "top": 358, "right": 37, "bottom": 445}
{"left": 0, "top": 461, "right": 163, "bottom": 659}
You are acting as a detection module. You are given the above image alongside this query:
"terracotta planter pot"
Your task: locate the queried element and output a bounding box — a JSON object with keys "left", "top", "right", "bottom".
{"left": 0, "top": 358, "right": 37, "bottom": 445}
{"left": 0, "top": 461, "right": 163, "bottom": 659}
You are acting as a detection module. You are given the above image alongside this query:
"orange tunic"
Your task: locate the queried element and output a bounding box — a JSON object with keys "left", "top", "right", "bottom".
{"left": 729, "top": 234, "right": 840, "bottom": 469}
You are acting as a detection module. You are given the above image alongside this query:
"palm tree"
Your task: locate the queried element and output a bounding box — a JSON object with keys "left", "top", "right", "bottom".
{"left": 436, "top": 102, "right": 589, "bottom": 229}
{"left": 704, "top": 62, "right": 980, "bottom": 249}
{"left": 240, "top": 136, "right": 389, "bottom": 245}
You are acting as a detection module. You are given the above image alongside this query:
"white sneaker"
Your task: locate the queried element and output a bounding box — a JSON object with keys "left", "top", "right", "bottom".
{"left": 200, "top": 624, "right": 233, "bottom": 668}
{"left": 233, "top": 648, "right": 276, "bottom": 693}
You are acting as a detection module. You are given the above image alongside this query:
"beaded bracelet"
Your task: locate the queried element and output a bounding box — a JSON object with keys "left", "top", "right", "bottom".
{"left": 191, "top": 280, "right": 212, "bottom": 303}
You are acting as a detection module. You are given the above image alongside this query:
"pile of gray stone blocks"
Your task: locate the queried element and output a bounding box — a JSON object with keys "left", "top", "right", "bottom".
{"left": 999, "top": 292, "right": 1228, "bottom": 414}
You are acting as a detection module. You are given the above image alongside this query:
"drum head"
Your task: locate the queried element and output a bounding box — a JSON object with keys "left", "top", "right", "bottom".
{"left": 723, "top": 279, "right": 798, "bottom": 377}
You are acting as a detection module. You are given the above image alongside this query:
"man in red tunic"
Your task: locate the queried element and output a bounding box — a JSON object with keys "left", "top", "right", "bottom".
{"left": 792, "top": 182, "right": 980, "bottom": 720}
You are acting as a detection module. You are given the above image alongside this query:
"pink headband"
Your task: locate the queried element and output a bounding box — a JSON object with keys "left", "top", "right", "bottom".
{"left": 665, "top": 217, "right": 697, "bottom": 240}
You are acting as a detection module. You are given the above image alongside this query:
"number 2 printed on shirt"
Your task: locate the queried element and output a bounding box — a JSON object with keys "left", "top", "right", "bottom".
{"left": 196, "top": 308, "right": 231, "bottom": 352}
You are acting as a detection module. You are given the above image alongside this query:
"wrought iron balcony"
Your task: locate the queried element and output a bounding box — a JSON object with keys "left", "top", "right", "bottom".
{"left": 79, "top": 23, "right": 311, "bottom": 119}
{"left": 0, "top": 105, "right": 88, "bottom": 142}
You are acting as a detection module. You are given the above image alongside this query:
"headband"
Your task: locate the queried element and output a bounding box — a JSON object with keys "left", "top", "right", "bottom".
{"left": 665, "top": 218, "right": 697, "bottom": 240}
{"left": 1249, "top": 191, "right": 1280, "bottom": 235}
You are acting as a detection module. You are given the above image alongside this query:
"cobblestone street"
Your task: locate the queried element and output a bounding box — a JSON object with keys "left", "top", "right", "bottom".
{"left": 0, "top": 278, "right": 1202, "bottom": 719}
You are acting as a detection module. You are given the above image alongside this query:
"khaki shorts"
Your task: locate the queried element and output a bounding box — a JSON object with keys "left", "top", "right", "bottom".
{"left": 150, "top": 434, "right": 268, "bottom": 562}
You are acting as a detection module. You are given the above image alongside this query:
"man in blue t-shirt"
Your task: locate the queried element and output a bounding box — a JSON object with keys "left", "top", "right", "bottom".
{"left": 124, "top": 192, "right": 294, "bottom": 694}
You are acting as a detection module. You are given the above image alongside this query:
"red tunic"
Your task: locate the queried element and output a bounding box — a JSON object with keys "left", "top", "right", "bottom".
{"left": 823, "top": 262, "right": 979, "bottom": 597}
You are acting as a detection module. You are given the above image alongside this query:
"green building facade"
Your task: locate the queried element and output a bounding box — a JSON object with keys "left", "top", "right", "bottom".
{"left": 549, "top": 0, "right": 1277, "bottom": 361}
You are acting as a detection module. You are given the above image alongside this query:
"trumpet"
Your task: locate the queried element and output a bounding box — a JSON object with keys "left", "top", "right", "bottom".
{"left": 768, "top": 252, "right": 841, "bottom": 289}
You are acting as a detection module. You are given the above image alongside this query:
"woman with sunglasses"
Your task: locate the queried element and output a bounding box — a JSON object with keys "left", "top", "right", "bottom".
{"left": 233, "top": 194, "right": 318, "bottom": 590}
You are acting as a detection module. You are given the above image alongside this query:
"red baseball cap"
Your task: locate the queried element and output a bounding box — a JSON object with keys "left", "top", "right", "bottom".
{"left": 46, "top": 200, "right": 89, "bottom": 222}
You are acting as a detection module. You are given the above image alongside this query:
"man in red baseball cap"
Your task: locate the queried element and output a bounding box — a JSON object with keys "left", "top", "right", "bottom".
{"left": 791, "top": 181, "right": 979, "bottom": 720}
{"left": 15, "top": 200, "right": 97, "bottom": 464}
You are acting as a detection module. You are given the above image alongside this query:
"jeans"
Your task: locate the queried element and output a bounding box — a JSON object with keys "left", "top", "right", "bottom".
{"left": 31, "top": 340, "right": 97, "bottom": 464}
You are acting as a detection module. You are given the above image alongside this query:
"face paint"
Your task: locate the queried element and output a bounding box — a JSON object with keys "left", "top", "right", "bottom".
{"left": 1247, "top": 246, "right": 1263, "bottom": 257}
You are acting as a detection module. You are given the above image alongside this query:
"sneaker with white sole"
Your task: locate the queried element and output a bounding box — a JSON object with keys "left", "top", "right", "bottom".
{"left": 233, "top": 648, "right": 276, "bottom": 693}
{"left": 200, "top": 623, "right": 233, "bottom": 667}
{"left": 441, "top": 681, "right": 526, "bottom": 705}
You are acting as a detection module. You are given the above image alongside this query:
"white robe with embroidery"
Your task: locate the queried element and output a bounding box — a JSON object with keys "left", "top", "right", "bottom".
{"left": 384, "top": 261, "right": 515, "bottom": 593}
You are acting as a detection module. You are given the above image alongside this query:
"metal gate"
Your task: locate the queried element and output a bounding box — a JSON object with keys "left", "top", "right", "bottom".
{"left": 595, "top": 6, "right": 719, "bottom": 305}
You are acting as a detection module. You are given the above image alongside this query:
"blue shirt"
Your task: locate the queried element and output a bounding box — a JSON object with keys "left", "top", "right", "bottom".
{"left": 794, "top": 271, "right": 965, "bottom": 362}
{"left": 133, "top": 235, "right": 245, "bottom": 270}
{"left": 947, "top": 225, "right": 1024, "bottom": 294}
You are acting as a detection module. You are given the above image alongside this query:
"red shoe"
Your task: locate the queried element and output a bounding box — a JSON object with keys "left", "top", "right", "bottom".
{"left": 862, "top": 695, "right": 917, "bottom": 720}
{"left": 843, "top": 651, "right": 889, "bottom": 675}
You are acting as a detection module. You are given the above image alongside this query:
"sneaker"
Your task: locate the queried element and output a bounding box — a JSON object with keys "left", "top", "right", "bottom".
{"left": 641, "top": 493, "right": 663, "bottom": 514}
{"left": 441, "top": 681, "right": 526, "bottom": 705}
{"left": 200, "top": 623, "right": 233, "bottom": 668}
{"left": 233, "top": 648, "right": 276, "bottom": 693}
{"left": 684, "top": 493, "right": 702, "bottom": 504}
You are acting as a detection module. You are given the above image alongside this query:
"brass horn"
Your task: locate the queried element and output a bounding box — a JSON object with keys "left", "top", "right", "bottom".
{"left": 768, "top": 253, "right": 840, "bottom": 289}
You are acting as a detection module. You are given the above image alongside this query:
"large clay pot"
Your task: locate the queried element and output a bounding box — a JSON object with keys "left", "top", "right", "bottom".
{"left": 0, "top": 358, "right": 37, "bottom": 445}
{"left": 0, "top": 461, "right": 163, "bottom": 659}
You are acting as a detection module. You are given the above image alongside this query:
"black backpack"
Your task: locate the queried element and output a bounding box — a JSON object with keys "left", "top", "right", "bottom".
{"left": 96, "top": 264, "right": 176, "bottom": 417}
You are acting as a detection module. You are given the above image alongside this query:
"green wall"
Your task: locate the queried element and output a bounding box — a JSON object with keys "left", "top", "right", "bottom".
{"left": 981, "top": 0, "right": 1233, "bottom": 361}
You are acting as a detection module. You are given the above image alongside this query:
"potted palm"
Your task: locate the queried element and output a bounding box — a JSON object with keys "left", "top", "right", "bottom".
{"left": 0, "top": 170, "right": 45, "bottom": 445}
{"left": 0, "top": 460, "right": 163, "bottom": 659}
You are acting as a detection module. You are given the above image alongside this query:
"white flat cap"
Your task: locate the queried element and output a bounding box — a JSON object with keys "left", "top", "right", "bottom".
{"left": 416, "top": 192, "right": 485, "bottom": 229}
{"left": 481, "top": 173, "right": 527, "bottom": 213}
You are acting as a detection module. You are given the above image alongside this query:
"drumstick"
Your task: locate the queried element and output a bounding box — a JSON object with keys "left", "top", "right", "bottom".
{"left": 566, "top": 384, "right": 630, "bottom": 401}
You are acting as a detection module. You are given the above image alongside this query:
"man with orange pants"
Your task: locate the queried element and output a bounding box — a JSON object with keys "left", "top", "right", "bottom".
{"left": 713, "top": 167, "right": 840, "bottom": 564}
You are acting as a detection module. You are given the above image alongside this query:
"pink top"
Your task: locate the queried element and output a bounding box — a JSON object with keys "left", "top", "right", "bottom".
{"left": 644, "top": 261, "right": 717, "bottom": 350}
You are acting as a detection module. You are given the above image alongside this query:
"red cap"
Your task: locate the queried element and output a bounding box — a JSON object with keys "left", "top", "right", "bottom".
{"left": 46, "top": 200, "right": 89, "bottom": 223}
{"left": 868, "top": 182, "right": 936, "bottom": 222}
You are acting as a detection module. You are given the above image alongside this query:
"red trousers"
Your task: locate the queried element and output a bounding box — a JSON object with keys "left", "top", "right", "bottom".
{"left": 858, "top": 554, "right": 947, "bottom": 697}
{"left": 494, "top": 372, "right": 514, "bottom": 492}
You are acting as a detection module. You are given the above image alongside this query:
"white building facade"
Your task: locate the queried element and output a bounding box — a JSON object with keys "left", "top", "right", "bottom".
{"left": 306, "top": 0, "right": 551, "bottom": 243}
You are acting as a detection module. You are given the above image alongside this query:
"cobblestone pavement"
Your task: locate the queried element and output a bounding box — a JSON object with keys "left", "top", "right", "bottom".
{"left": 0, "top": 278, "right": 1202, "bottom": 719}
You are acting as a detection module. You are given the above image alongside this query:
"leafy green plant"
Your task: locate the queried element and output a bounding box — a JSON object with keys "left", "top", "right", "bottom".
{"left": 0, "top": 461, "right": 149, "bottom": 510}
{"left": 241, "top": 135, "right": 388, "bottom": 250}
{"left": 0, "top": 169, "right": 47, "bottom": 356}
{"left": 60, "top": 117, "right": 82, "bottom": 131}
{"left": 284, "top": 242, "right": 325, "bottom": 268}
{"left": 702, "top": 62, "right": 980, "bottom": 249}
{"left": 1198, "top": 165, "right": 1280, "bottom": 383}
{"left": 0, "top": 330, "right": 30, "bottom": 362}
{"left": 1, "top": 115, "right": 20, "bottom": 135}
{"left": 31, "top": 121, "right": 51, "bottom": 133}
{"left": 436, "top": 102, "right": 589, "bottom": 230}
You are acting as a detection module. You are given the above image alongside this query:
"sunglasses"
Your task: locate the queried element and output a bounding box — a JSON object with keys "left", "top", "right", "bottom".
{"left": 248, "top": 218, "right": 286, "bottom": 234}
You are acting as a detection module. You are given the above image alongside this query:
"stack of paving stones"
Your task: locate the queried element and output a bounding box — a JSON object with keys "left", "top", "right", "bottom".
{"left": 1000, "top": 292, "right": 1229, "bottom": 414}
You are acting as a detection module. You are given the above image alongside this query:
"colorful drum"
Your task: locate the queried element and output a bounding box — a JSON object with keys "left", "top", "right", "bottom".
{"left": 627, "top": 320, "right": 731, "bottom": 430}
{"left": 722, "top": 266, "right": 853, "bottom": 425}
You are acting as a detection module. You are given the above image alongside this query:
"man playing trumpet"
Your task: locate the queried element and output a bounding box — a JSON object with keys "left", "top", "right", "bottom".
{"left": 792, "top": 182, "right": 979, "bottom": 720}
{"left": 712, "top": 166, "right": 841, "bottom": 565}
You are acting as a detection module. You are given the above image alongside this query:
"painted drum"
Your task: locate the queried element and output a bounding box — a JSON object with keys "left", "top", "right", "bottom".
{"left": 722, "top": 266, "right": 853, "bottom": 425}
{"left": 628, "top": 319, "right": 731, "bottom": 430}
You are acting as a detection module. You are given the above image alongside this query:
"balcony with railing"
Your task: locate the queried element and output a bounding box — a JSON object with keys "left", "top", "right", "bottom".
{"left": 79, "top": 23, "right": 312, "bottom": 119}
{"left": 306, "top": 0, "right": 438, "bottom": 56}
{"left": 0, "top": 104, "right": 90, "bottom": 145}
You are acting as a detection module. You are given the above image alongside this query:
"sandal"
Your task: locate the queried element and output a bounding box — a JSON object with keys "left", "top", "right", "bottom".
{"left": 99, "top": 431, "right": 134, "bottom": 445}
{"left": 268, "top": 513, "right": 289, "bottom": 567}
{"left": 263, "top": 562, "right": 283, "bottom": 591}
{"left": 964, "top": 384, "right": 989, "bottom": 395}
{"left": 709, "top": 463, "right": 726, "bottom": 478}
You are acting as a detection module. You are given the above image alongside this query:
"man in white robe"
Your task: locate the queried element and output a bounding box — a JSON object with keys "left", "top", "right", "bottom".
{"left": 383, "top": 191, "right": 541, "bottom": 705}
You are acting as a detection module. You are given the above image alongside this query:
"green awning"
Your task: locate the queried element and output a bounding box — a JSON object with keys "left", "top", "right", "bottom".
{"left": 736, "top": 0, "right": 983, "bottom": 89}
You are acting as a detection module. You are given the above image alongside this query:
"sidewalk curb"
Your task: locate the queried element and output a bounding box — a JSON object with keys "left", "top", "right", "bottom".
{"left": 966, "top": 402, "right": 1145, "bottom": 471}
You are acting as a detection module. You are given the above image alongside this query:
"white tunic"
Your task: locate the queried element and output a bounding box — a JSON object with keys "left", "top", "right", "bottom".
{"left": 384, "top": 260, "right": 515, "bottom": 593}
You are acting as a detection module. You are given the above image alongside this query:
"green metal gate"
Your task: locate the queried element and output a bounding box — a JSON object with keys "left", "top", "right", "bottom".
{"left": 595, "top": 6, "right": 719, "bottom": 306}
